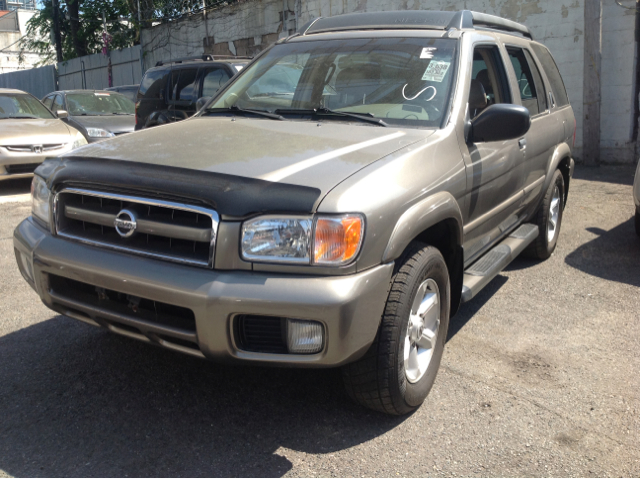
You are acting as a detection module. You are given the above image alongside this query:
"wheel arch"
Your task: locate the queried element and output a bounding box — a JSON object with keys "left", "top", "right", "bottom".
{"left": 545, "top": 142, "right": 573, "bottom": 208}
{"left": 382, "top": 192, "right": 464, "bottom": 317}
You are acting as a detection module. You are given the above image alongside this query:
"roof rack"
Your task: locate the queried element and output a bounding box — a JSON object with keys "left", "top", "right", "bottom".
{"left": 297, "top": 10, "right": 532, "bottom": 40}
{"left": 155, "top": 54, "right": 252, "bottom": 67}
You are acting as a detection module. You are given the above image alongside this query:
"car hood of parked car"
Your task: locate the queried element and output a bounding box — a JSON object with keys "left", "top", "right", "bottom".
{"left": 64, "top": 116, "right": 434, "bottom": 191}
{"left": 0, "top": 118, "right": 75, "bottom": 145}
{"left": 70, "top": 114, "right": 135, "bottom": 134}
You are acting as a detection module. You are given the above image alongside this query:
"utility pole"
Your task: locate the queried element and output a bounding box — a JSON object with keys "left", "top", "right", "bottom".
{"left": 203, "top": 0, "right": 210, "bottom": 51}
{"left": 102, "top": 11, "right": 113, "bottom": 88}
{"left": 51, "top": 0, "right": 63, "bottom": 62}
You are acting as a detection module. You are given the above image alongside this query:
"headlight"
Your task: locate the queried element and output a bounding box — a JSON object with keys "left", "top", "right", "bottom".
{"left": 31, "top": 175, "right": 51, "bottom": 227}
{"left": 241, "top": 216, "right": 312, "bottom": 263}
{"left": 72, "top": 133, "right": 88, "bottom": 149}
{"left": 241, "top": 214, "right": 364, "bottom": 265}
{"left": 86, "top": 128, "right": 115, "bottom": 138}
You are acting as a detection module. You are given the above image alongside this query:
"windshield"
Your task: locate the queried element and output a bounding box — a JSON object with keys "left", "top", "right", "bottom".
{"left": 208, "top": 37, "right": 458, "bottom": 128}
{"left": 66, "top": 92, "right": 135, "bottom": 116}
{"left": 0, "top": 93, "right": 55, "bottom": 120}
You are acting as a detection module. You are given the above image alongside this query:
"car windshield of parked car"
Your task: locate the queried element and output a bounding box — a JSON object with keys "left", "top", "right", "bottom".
{"left": 66, "top": 92, "right": 135, "bottom": 116}
{"left": 207, "top": 37, "right": 458, "bottom": 128}
{"left": 0, "top": 93, "right": 55, "bottom": 120}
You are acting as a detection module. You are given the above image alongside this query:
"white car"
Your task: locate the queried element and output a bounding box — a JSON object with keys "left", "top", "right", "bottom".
{"left": 0, "top": 88, "right": 86, "bottom": 182}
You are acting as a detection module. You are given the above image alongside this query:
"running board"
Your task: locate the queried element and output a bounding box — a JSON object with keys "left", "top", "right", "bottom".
{"left": 461, "top": 223, "right": 538, "bottom": 303}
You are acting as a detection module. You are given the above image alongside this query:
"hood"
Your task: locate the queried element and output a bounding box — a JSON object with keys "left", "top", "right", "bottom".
{"left": 70, "top": 114, "right": 135, "bottom": 134}
{"left": 0, "top": 118, "right": 74, "bottom": 145}
{"left": 68, "top": 116, "right": 433, "bottom": 192}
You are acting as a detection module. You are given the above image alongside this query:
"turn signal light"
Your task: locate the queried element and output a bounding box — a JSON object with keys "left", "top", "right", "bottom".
{"left": 313, "top": 215, "right": 364, "bottom": 265}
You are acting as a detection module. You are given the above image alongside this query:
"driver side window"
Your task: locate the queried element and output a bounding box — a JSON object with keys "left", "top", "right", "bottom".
{"left": 469, "top": 46, "right": 511, "bottom": 119}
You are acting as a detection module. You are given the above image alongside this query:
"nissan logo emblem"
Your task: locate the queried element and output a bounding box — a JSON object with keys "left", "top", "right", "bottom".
{"left": 114, "top": 209, "right": 137, "bottom": 238}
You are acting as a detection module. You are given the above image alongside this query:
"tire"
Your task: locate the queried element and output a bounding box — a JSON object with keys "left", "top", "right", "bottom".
{"left": 342, "top": 243, "right": 450, "bottom": 415}
{"left": 525, "top": 169, "right": 565, "bottom": 260}
{"left": 635, "top": 209, "right": 640, "bottom": 237}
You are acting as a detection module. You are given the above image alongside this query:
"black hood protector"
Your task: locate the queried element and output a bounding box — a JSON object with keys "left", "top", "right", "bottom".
{"left": 38, "top": 157, "right": 321, "bottom": 218}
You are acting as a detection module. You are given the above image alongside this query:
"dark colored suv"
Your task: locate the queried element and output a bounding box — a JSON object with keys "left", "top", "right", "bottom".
{"left": 135, "top": 54, "right": 249, "bottom": 130}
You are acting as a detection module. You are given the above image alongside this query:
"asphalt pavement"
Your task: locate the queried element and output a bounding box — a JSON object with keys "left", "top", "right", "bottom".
{"left": 0, "top": 166, "right": 638, "bottom": 477}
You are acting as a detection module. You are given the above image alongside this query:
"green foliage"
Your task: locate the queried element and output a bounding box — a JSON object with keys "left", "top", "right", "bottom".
{"left": 20, "top": 0, "right": 135, "bottom": 64}
{"left": 20, "top": 0, "right": 239, "bottom": 64}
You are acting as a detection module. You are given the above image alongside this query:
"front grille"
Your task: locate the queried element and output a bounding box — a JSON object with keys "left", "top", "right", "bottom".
{"left": 55, "top": 188, "right": 219, "bottom": 267}
{"left": 5, "top": 163, "right": 40, "bottom": 174}
{"left": 235, "top": 315, "right": 288, "bottom": 354}
{"left": 48, "top": 274, "right": 201, "bottom": 355}
{"left": 5, "top": 144, "right": 64, "bottom": 153}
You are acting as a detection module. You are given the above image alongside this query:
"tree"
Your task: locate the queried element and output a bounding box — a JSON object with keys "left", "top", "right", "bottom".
{"left": 20, "top": 0, "right": 136, "bottom": 64}
{"left": 20, "top": 0, "right": 233, "bottom": 64}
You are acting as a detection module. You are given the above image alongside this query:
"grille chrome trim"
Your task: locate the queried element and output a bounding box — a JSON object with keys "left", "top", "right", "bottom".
{"left": 54, "top": 188, "right": 219, "bottom": 268}
{"left": 5, "top": 144, "right": 65, "bottom": 152}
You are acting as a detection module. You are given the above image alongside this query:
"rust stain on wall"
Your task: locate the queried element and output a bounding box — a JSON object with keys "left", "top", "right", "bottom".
{"left": 500, "top": 0, "right": 544, "bottom": 23}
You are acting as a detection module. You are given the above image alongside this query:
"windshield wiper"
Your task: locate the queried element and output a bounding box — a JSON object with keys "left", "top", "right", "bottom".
{"left": 110, "top": 112, "right": 133, "bottom": 115}
{"left": 205, "top": 105, "right": 285, "bottom": 121}
{"left": 275, "top": 107, "right": 387, "bottom": 127}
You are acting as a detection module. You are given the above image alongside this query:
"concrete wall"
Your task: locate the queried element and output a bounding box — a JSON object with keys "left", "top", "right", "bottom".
{"left": 58, "top": 45, "right": 143, "bottom": 91}
{"left": 140, "top": 0, "right": 638, "bottom": 163}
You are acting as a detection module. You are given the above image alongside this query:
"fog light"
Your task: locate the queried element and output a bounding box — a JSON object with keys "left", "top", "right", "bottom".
{"left": 287, "top": 319, "right": 324, "bottom": 354}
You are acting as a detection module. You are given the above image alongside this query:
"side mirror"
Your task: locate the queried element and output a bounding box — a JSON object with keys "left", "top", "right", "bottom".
{"left": 196, "top": 97, "right": 210, "bottom": 111}
{"left": 56, "top": 110, "right": 69, "bottom": 119}
{"left": 468, "top": 104, "right": 530, "bottom": 143}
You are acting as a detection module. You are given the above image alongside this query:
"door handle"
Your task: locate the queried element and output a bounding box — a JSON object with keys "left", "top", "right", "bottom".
{"left": 518, "top": 138, "right": 527, "bottom": 150}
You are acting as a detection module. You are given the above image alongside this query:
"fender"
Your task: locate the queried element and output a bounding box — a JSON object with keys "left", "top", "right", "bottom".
{"left": 543, "top": 142, "right": 573, "bottom": 198}
{"left": 382, "top": 191, "right": 463, "bottom": 263}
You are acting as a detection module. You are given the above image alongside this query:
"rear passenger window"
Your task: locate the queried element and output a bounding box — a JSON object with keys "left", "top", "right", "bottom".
{"left": 506, "top": 47, "right": 546, "bottom": 116}
{"left": 529, "top": 43, "right": 569, "bottom": 107}
{"left": 468, "top": 46, "right": 511, "bottom": 118}
{"left": 169, "top": 68, "right": 198, "bottom": 102}
{"left": 138, "top": 69, "right": 169, "bottom": 100}
{"left": 202, "top": 68, "right": 231, "bottom": 97}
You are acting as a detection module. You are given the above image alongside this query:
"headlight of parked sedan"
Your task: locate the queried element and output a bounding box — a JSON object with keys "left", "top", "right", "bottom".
{"left": 31, "top": 175, "right": 51, "bottom": 228}
{"left": 86, "top": 128, "right": 115, "bottom": 139}
{"left": 241, "top": 214, "right": 364, "bottom": 265}
{"left": 71, "top": 133, "right": 88, "bottom": 149}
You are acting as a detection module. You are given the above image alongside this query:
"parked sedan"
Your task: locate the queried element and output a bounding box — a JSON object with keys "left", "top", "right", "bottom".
{"left": 42, "top": 90, "right": 135, "bottom": 143}
{"left": 0, "top": 88, "right": 87, "bottom": 182}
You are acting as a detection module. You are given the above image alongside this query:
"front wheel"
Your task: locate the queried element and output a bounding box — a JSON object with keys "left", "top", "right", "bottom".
{"left": 635, "top": 208, "right": 640, "bottom": 237}
{"left": 342, "top": 244, "right": 450, "bottom": 415}
{"left": 526, "top": 169, "right": 565, "bottom": 260}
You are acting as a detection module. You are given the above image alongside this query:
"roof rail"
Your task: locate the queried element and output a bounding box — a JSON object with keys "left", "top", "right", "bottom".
{"left": 155, "top": 54, "right": 252, "bottom": 67}
{"left": 297, "top": 10, "right": 532, "bottom": 40}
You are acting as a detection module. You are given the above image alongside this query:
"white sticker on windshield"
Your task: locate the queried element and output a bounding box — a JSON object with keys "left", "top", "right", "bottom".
{"left": 420, "top": 47, "right": 437, "bottom": 59}
{"left": 422, "top": 61, "right": 451, "bottom": 82}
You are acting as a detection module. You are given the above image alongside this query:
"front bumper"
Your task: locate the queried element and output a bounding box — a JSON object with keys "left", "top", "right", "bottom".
{"left": 14, "top": 217, "right": 393, "bottom": 367}
{"left": 1, "top": 147, "right": 74, "bottom": 181}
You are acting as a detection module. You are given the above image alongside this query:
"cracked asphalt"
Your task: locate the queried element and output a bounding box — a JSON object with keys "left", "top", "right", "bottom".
{"left": 0, "top": 166, "right": 638, "bottom": 477}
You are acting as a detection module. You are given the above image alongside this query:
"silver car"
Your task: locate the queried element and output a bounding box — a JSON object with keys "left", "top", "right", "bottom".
{"left": 14, "top": 11, "right": 575, "bottom": 415}
{"left": 0, "top": 88, "right": 87, "bottom": 181}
